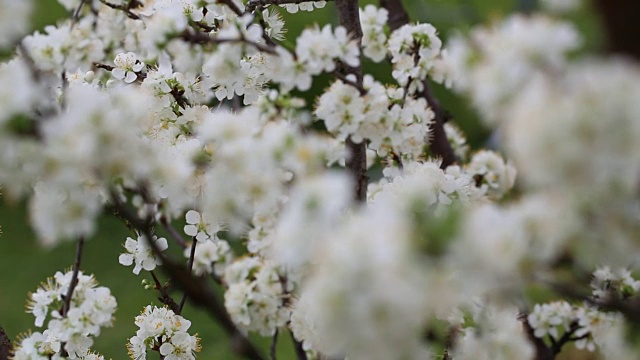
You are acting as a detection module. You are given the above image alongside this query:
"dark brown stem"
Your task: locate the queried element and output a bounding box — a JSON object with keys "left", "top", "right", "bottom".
{"left": 150, "top": 270, "right": 181, "bottom": 314}
{"left": 270, "top": 329, "right": 279, "bottom": 360}
{"left": 179, "top": 240, "right": 198, "bottom": 312}
{"left": 379, "top": 0, "right": 409, "bottom": 32}
{"left": 72, "top": 0, "right": 89, "bottom": 21}
{"left": 333, "top": 71, "right": 367, "bottom": 96}
{"left": 160, "top": 217, "right": 188, "bottom": 249}
{"left": 422, "top": 84, "right": 456, "bottom": 168}
{"left": 519, "top": 312, "right": 555, "bottom": 360}
{"left": 99, "top": 0, "right": 140, "bottom": 20}
{"left": 62, "top": 237, "right": 85, "bottom": 317}
{"left": 335, "top": 0, "right": 368, "bottom": 203}
{"left": 218, "top": 0, "right": 244, "bottom": 16}
{"left": 180, "top": 30, "right": 277, "bottom": 54}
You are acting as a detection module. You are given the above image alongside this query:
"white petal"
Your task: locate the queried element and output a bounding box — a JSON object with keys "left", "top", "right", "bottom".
{"left": 185, "top": 210, "right": 200, "bottom": 225}
{"left": 184, "top": 224, "right": 198, "bottom": 237}
{"left": 119, "top": 253, "right": 134, "bottom": 266}
{"left": 124, "top": 71, "right": 137, "bottom": 83}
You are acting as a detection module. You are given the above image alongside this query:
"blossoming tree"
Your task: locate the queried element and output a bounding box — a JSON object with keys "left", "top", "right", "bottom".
{"left": 1, "top": 0, "right": 640, "bottom": 359}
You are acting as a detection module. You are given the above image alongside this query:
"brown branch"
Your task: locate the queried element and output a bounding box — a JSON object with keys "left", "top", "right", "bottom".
{"left": 93, "top": 62, "right": 114, "bottom": 72}
{"left": 72, "top": 0, "right": 89, "bottom": 22}
{"left": 99, "top": 0, "right": 141, "bottom": 20}
{"left": 333, "top": 71, "right": 367, "bottom": 96}
{"left": 335, "top": 0, "right": 368, "bottom": 203}
{"left": 519, "top": 312, "right": 555, "bottom": 360}
{"left": 160, "top": 216, "right": 188, "bottom": 248}
{"left": 218, "top": 0, "right": 244, "bottom": 16}
{"left": 380, "top": 0, "right": 457, "bottom": 169}
{"left": 594, "top": 0, "right": 640, "bottom": 61}
{"left": 422, "top": 84, "right": 456, "bottom": 168}
{"left": 150, "top": 270, "right": 181, "bottom": 314}
{"left": 180, "top": 30, "right": 277, "bottom": 54}
{"left": 379, "top": 0, "right": 409, "bottom": 32}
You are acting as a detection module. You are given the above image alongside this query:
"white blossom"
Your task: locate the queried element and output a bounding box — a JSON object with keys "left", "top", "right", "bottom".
{"left": 119, "top": 234, "right": 169, "bottom": 275}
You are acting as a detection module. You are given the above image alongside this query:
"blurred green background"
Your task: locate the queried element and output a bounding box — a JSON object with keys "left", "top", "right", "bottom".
{"left": 0, "top": 0, "right": 604, "bottom": 359}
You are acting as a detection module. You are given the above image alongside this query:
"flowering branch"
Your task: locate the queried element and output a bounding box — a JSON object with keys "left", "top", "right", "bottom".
{"left": 110, "top": 193, "right": 266, "bottom": 360}
{"left": 380, "top": 0, "right": 457, "bottom": 168}
{"left": 247, "top": 0, "right": 333, "bottom": 12}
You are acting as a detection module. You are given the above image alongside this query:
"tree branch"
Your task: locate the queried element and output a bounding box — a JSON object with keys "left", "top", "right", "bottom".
{"left": 180, "top": 30, "right": 278, "bottom": 54}
{"left": 594, "top": 0, "right": 640, "bottom": 61}
{"left": 335, "top": 0, "right": 368, "bottom": 203}
{"left": 519, "top": 312, "right": 555, "bottom": 360}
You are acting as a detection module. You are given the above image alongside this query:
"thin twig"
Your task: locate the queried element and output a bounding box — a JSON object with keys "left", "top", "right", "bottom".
{"left": 180, "top": 30, "right": 277, "bottom": 54}
{"left": 333, "top": 71, "right": 367, "bottom": 96}
{"left": 99, "top": 0, "right": 141, "bottom": 19}
{"left": 160, "top": 217, "right": 188, "bottom": 248}
{"left": 150, "top": 270, "right": 181, "bottom": 314}
{"left": 72, "top": 0, "right": 89, "bottom": 22}
{"left": 218, "top": 0, "right": 244, "bottom": 16}
{"left": 270, "top": 329, "right": 279, "bottom": 360}
{"left": 179, "top": 240, "right": 198, "bottom": 313}
{"left": 62, "top": 237, "right": 85, "bottom": 317}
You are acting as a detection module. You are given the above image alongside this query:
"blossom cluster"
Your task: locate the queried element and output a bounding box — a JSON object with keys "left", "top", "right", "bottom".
{"left": 316, "top": 75, "right": 433, "bottom": 158}
{"left": 14, "top": 271, "right": 115, "bottom": 359}
{"left": 127, "top": 305, "right": 200, "bottom": 360}
{"left": 527, "top": 301, "right": 617, "bottom": 352}
{"left": 223, "top": 257, "right": 290, "bottom": 336}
